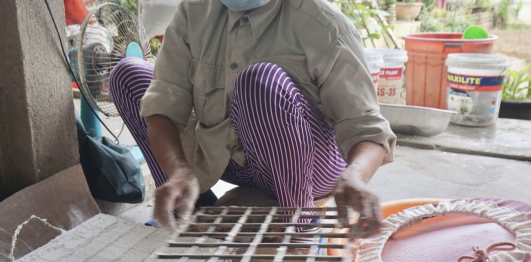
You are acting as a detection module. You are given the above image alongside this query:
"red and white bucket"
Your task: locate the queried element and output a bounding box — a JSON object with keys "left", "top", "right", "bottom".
{"left": 364, "top": 50, "right": 385, "bottom": 91}
{"left": 366, "top": 49, "right": 408, "bottom": 104}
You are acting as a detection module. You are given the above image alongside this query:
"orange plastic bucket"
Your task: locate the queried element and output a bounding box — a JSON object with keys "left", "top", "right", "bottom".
{"left": 402, "top": 33, "right": 498, "bottom": 109}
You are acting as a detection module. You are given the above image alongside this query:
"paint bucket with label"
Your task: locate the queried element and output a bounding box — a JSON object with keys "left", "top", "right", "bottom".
{"left": 364, "top": 50, "right": 385, "bottom": 91}
{"left": 366, "top": 49, "right": 408, "bottom": 104}
{"left": 402, "top": 33, "right": 498, "bottom": 109}
{"left": 445, "top": 53, "right": 509, "bottom": 126}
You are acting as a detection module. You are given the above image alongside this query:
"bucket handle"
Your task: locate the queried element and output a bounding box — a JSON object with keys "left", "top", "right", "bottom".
{"left": 497, "top": 67, "right": 507, "bottom": 77}
{"left": 443, "top": 43, "right": 463, "bottom": 54}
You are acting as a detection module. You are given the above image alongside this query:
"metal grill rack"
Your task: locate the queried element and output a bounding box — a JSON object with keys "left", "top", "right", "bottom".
{"left": 152, "top": 206, "right": 350, "bottom": 261}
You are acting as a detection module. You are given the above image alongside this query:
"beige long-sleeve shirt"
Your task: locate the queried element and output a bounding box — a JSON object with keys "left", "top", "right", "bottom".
{"left": 140, "top": 0, "right": 396, "bottom": 193}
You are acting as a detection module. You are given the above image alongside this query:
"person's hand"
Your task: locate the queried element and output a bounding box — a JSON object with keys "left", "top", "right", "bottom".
{"left": 153, "top": 166, "right": 200, "bottom": 232}
{"left": 333, "top": 166, "right": 381, "bottom": 240}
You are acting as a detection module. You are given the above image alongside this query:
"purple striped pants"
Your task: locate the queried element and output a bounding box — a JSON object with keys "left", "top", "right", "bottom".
{"left": 109, "top": 58, "right": 346, "bottom": 222}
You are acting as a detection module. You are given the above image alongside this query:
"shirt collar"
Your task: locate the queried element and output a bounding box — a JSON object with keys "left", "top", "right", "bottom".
{"left": 227, "top": 0, "right": 283, "bottom": 40}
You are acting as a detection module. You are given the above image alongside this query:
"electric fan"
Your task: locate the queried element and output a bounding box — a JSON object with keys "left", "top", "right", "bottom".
{"left": 69, "top": 3, "right": 151, "bottom": 162}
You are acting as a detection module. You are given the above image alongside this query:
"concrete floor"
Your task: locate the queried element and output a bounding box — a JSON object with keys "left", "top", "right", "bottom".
{"left": 397, "top": 118, "right": 531, "bottom": 161}
{"left": 73, "top": 97, "right": 531, "bottom": 224}
{"left": 370, "top": 146, "right": 531, "bottom": 203}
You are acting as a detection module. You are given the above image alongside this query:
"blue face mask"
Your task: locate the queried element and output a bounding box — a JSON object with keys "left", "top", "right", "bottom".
{"left": 220, "top": 0, "right": 270, "bottom": 11}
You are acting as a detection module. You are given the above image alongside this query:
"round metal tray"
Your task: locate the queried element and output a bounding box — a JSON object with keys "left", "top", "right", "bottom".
{"left": 380, "top": 104, "right": 456, "bottom": 137}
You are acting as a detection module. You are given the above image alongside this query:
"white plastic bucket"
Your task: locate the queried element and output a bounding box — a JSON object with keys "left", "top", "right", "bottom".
{"left": 364, "top": 50, "right": 385, "bottom": 90}
{"left": 366, "top": 49, "right": 408, "bottom": 104}
{"left": 142, "top": 0, "right": 183, "bottom": 39}
{"left": 445, "top": 53, "right": 509, "bottom": 126}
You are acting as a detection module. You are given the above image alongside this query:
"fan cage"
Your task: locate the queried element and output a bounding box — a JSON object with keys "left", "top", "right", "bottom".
{"left": 75, "top": 3, "right": 151, "bottom": 117}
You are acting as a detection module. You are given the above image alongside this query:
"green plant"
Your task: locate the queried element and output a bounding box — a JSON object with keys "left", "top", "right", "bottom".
{"left": 419, "top": 10, "right": 444, "bottom": 31}
{"left": 421, "top": 0, "right": 436, "bottom": 12}
{"left": 107, "top": 0, "right": 141, "bottom": 15}
{"left": 446, "top": 16, "right": 475, "bottom": 32}
{"left": 475, "top": 0, "right": 492, "bottom": 9}
{"left": 385, "top": 0, "right": 397, "bottom": 5}
{"left": 496, "top": 0, "right": 513, "bottom": 27}
{"left": 433, "top": 7, "right": 447, "bottom": 18}
{"left": 503, "top": 63, "right": 531, "bottom": 100}
{"left": 504, "top": 23, "right": 531, "bottom": 30}
{"left": 149, "top": 38, "right": 161, "bottom": 57}
{"left": 515, "top": 0, "right": 523, "bottom": 21}
{"left": 335, "top": 0, "right": 391, "bottom": 46}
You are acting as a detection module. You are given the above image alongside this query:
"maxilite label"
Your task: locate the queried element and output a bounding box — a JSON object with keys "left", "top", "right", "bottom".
{"left": 447, "top": 73, "right": 504, "bottom": 92}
